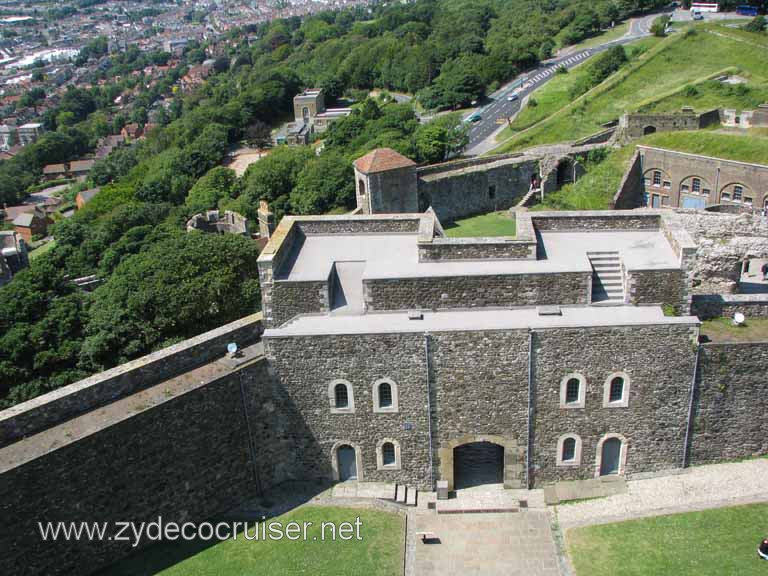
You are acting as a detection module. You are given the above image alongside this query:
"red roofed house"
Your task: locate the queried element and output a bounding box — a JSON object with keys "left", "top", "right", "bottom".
{"left": 352, "top": 148, "right": 418, "bottom": 214}
{"left": 42, "top": 163, "right": 68, "bottom": 180}
{"left": 13, "top": 206, "right": 52, "bottom": 243}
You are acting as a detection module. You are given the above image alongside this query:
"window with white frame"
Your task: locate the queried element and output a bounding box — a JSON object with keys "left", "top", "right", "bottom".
{"left": 603, "top": 372, "right": 630, "bottom": 408}
{"left": 652, "top": 171, "right": 661, "bottom": 186}
{"left": 560, "top": 373, "right": 586, "bottom": 409}
{"left": 556, "top": 434, "right": 582, "bottom": 466}
{"left": 733, "top": 185, "right": 743, "bottom": 202}
{"left": 373, "top": 378, "right": 399, "bottom": 413}
{"left": 376, "top": 439, "right": 401, "bottom": 470}
{"left": 663, "top": 181, "right": 671, "bottom": 190}
{"left": 692, "top": 178, "right": 701, "bottom": 194}
{"left": 328, "top": 379, "right": 355, "bottom": 413}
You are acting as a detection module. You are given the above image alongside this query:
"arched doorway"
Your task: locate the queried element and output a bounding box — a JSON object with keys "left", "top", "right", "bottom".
{"left": 453, "top": 441, "right": 504, "bottom": 489}
{"left": 337, "top": 445, "right": 357, "bottom": 481}
{"left": 643, "top": 125, "right": 656, "bottom": 135}
{"left": 556, "top": 159, "right": 573, "bottom": 188}
{"left": 599, "top": 438, "right": 622, "bottom": 476}
{"left": 438, "top": 434, "right": 523, "bottom": 490}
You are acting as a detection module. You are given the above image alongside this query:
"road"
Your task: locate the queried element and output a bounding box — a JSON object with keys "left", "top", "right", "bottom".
{"left": 463, "top": 13, "right": 661, "bottom": 156}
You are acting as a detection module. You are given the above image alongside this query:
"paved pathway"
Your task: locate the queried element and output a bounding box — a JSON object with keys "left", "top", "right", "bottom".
{"left": 556, "top": 458, "right": 768, "bottom": 529}
{"left": 412, "top": 510, "right": 561, "bottom": 576}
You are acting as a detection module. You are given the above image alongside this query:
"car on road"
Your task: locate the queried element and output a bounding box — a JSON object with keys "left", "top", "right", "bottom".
{"left": 467, "top": 112, "right": 482, "bottom": 122}
{"left": 507, "top": 93, "right": 519, "bottom": 102}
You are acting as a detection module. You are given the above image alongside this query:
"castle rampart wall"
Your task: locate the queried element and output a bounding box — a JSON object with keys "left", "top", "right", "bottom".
{"left": 691, "top": 294, "right": 768, "bottom": 320}
{"left": 690, "top": 341, "right": 768, "bottom": 464}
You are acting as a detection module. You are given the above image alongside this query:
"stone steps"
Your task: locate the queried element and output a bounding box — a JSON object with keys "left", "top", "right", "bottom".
{"left": 588, "top": 251, "right": 624, "bottom": 305}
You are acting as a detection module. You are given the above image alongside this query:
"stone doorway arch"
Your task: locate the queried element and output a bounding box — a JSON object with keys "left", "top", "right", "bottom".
{"left": 438, "top": 434, "right": 524, "bottom": 491}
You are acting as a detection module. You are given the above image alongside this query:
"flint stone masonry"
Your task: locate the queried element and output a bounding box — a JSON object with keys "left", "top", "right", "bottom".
{"left": 0, "top": 351, "right": 271, "bottom": 576}
{"left": 0, "top": 313, "right": 264, "bottom": 448}
{"left": 265, "top": 333, "right": 432, "bottom": 487}
{"left": 692, "top": 294, "right": 768, "bottom": 320}
{"left": 675, "top": 210, "right": 768, "bottom": 294}
{"left": 417, "top": 238, "right": 536, "bottom": 261}
{"left": 617, "top": 111, "right": 703, "bottom": 142}
{"left": 531, "top": 212, "right": 660, "bottom": 231}
{"left": 532, "top": 325, "right": 698, "bottom": 485}
{"left": 627, "top": 269, "right": 687, "bottom": 312}
{"left": 690, "top": 342, "right": 768, "bottom": 464}
{"left": 612, "top": 151, "right": 643, "bottom": 209}
{"left": 363, "top": 272, "right": 591, "bottom": 312}
{"left": 416, "top": 156, "right": 539, "bottom": 223}
{"left": 269, "top": 280, "right": 329, "bottom": 327}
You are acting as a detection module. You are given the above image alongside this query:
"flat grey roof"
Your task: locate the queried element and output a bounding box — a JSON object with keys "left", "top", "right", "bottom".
{"left": 539, "top": 230, "right": 679, "bottom": 270}
{"left": 278, "top": 229, "right": 680, "bottom": 283}
{"left": 265, "top": 305, "right": 698, "bottom": 338}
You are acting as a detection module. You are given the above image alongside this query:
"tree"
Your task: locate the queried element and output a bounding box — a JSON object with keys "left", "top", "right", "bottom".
{"left": 213, "top": 55, "right": 231, "bottom": 74}
{"left": 185, "top": 166, "right": 238, "bottom": 212}
{"left": 744, "top": 15, "right": 767, "bottom": 33}
{"left": 82, "top": 232, "right": 261, "bottom": 368}
{"left": 413, "top": 113, "right": 468, "bottom": 163}
{"left": 239, "top": 146, "right": 313, "bottom": 213}
{"left": 651, "top": 15, "right": 671, "bottom": 37}
{"left": 245, "top": 120, "right": 272, "bottom": 148}
{"left": 290, "top": 152, "right": 355, "bottom": 214}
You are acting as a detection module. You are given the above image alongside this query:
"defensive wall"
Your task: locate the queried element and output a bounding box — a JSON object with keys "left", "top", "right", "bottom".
{"left": 616, "top": 108, "right": 721, "bottom": 142}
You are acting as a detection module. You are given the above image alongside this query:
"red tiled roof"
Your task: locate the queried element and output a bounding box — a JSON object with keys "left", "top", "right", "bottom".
{"left": 353, "top": 148, "right": 416, "bottom": 174}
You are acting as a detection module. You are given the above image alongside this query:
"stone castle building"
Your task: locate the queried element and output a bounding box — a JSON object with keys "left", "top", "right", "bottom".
{"left": 275, "top": 88, "right": 352, "bottom": 146}
{"left": 1, "top": 148, "right": 767, "bottom": 575}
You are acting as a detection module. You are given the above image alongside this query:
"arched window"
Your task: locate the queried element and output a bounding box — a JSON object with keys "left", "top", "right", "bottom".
{"left": 335, "top": 384, "right": 348, "bottom": 408}
{"left": 376, "top": 438, "right": 401, "bottom": 470}
{"left": 358, "top": 179, "right": 366, "bottom": 196}
{"left": 382, "top": 442, "right": 396, "bottom": 466}
{"left": 328, "top": 379, "right": 355, "bottom": 413}
{"left": 596, "top": 433, "right": 627, "bottom": 477}
{"left": 603, "top": 372, "right": 630, "bottom": 407}
{"left": 556, "top": 434, "right": 582, "bottom": 467}
{"left": 373, "top": 378, "right": 399, "bottom": 413}
{"left": 379, "top": 382, "right": 392, "bottom": 407}
{"left": 560, "top": 373, "right": 586, "bottom": 409}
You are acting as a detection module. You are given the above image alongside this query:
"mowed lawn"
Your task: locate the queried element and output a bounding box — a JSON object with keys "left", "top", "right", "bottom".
{"left": 701, "top": 317, "right": 768, "bottom": 344}
{"left": 444, "top": 211, "right": 516, "bottom": 237}
{"left": 103, "top": 506, "right": 405, "bottom": 576}
{"left": 567, "top": 503, "right": 768, "bottom": 576}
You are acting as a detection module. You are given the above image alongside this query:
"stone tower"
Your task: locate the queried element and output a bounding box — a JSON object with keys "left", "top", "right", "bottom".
{"left": 352, "top": 148, "right": 418, "bottom": 214}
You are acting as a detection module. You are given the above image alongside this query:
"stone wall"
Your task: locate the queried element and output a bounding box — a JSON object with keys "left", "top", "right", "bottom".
{"left": 690, "top": 342, "right": 768, "bottom": 464}
{"left": 265, "top": 333, "right": 432, "bottom": 488}
{"left": 0, "top": 314, "right": 264, "bottom": 447}
{"left": 297, "top": 216, "right": 421, "bottom": 235}
{"left": 364, "top": 166, "right": 419, "bottom": 214}
{"left": 532, "top": 325, "right": 698, "bottom": 485}
{"left": 626, "top": 269, "right": 687, "bottom": 312}
{"left": 531, "top": 212, "right": 660, "bottom": 231}
{"left": 417, "top": 238, "right": 536, "bottom": 261}
{"left": 428, "top": 330, "right": 530, "bottom": 489}
{"left": 0, "top": 359, "right": 272, "bottom": 576}
{"left": 269, "top": 279, "right": 329, "bottom": 327}
{"left": 612, "top": 151, "right": 643, "bottom": 209}
{"left": 618, "top": 112, "right": 701, "bottom": 141}
{"left": 417, "top": 157, "right": 538, "bottom": 223}
{"left": 363, "top": 272, "right": 591, "bottom": 312}
{"left": 691, "top": 294, "right": 768, "bottom": 321}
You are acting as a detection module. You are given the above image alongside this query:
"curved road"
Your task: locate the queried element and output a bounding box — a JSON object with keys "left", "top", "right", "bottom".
{"left": 464, "top": 13, "right": 662, "bottom": 156}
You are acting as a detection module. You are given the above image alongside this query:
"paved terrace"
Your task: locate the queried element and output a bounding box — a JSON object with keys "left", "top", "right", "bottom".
{"left": 265, "top": 306, "right": 699, "bottom": 338}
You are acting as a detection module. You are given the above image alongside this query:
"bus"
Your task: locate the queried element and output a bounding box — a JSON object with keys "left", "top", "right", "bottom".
{"left": 691, "top": 2, "right": 719, "bottom": 12}
{"left": 736, "top": 5, "right": 759, "bottom": 16}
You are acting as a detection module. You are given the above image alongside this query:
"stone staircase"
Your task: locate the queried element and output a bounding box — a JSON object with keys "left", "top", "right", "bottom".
{"left": 588, "top": 251, "right": 624, "bottom": 305}
{"left": 515, "top": 186, "right": 540, "bottom": 208}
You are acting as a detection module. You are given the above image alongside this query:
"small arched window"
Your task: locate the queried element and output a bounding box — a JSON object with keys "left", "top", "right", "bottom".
{"left": 329, "top": 379, "right": 354, "bottom": 413}
{"left": 560, "top": 373, "right": 585, "bottom": 409}
{"left": 358, "top": 179, "right": 366, "bottom": 196}
{"left": 373, "top": 378, "right": 399, "bottom": 413}
{"left": 377, "top": 438, "right": 401, "bottom": 470}
{"left": 335, "top": 384, "right": 348, "bottom": 408}
{"left": 603, "top": 372, "right": 630, "bottom": 408}
{"left": 556, "top": 434, "right": 582, "bottom": 467}
{"left": 382, "top": 442, "right": 396, "bottom": 466}
{"left": 562, "top": 438, "right": 576, "bottom": 462}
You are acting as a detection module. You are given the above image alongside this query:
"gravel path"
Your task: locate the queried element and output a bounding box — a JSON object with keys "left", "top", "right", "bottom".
{"left": 556, "top": 458, "right": 768, "bottom": 529}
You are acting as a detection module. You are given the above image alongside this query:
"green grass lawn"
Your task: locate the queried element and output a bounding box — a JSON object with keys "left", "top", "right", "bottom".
{"left": 567, "top": 502, "right": 768, "bottom": 576}
{"left": 102, "top": 506, "right": 405, "bottom": 576}
{"left": 701, "top": 317, "right": 768, "bottom": 343}
{"left": 494, "top": 25, "right": 768, "bottom": 154}
{"left": 444, "top": 211, "right": 516, "bottom": 237}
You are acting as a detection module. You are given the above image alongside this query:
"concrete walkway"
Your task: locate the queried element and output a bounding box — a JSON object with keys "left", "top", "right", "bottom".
{"left": 556, "top": 458, "right": 768, "bottom": 529}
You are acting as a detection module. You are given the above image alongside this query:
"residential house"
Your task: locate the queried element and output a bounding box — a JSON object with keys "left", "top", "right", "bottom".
{"left": 12, "top": 206, "right": 52, "bottom": 243}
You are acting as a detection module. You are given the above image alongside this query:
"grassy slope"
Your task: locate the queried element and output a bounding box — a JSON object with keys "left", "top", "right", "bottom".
{"left": 444, "top": 211, "right": 517, "bottom": 237}
{"left": 535, "top": 130, "right": 768, "bottom": 211}
{"left": 103, "top": 506, "right": 405, "bottom": 576}
{"left": 494, "top": 25, "right": 768, "bottom": 153}
{"left": 567, "top": 502, "right": 768, "bottom": 576}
